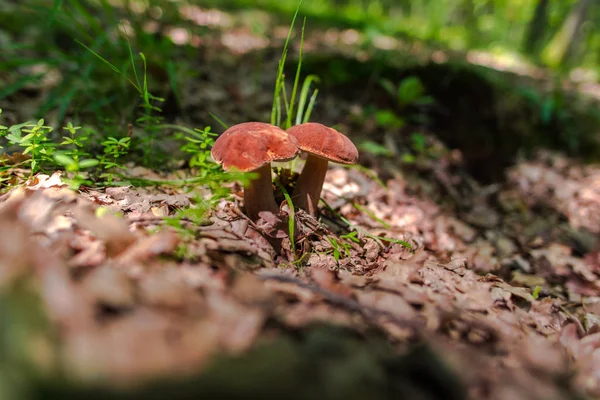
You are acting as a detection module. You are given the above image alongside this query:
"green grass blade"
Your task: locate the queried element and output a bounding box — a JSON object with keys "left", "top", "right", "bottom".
{"left": 321, "top": 198, "right": 411, "bottom": 249}
{"left": 66, "top": 0, "right": 104, "bottom": 36}
{"left": 352, "top": 202, "right": 390, "bottom": 228}
{"left": 280, "top": 81, "right": 290, "bottom": 116}
{"left": 47, "top": 0, "right": 64, "bottom": 28}
{"left": 275, "top": 178, "right": 296, "bottom": 257}
{"left": 75, "top": 40, "right": 141, "bottom": 93}
{"left": 209, "top": 113, "right": 229, "bottom": 130}
{"left": 270, "top": 0, "right": 304, "bottom": 126}
{"left": 296, "top": 74, "right": 320, "bottom": 125}
{"left": 302, "top": 88, "right": 319, "bottom": 123}
{"left": 167, "top": 60, "right": 181, "bottom": 108}
{"left": 123, "top": 25, "right": 141, "bottom": 91}
{"left": 139, "top": 53, "right": 149, "bottom": 103}
{"left": 285, "top": 17, "right": 307, "bottom": 129}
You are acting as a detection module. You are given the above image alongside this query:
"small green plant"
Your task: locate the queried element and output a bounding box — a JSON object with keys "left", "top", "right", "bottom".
{"left": 99, "top": 136, "right": 131, "bottom": 183}
{"left": 134, "top": 53, "right": 166, "bottom": 165}
{"left": 177, "top": 126, "right": 219, "bottom": 169}
{"left": 165, "top": 194, "right": 213, "bottom": 238}
{"left": 5, "top": 118, "right": 55, "bottom": 174}
{"left": 275, "top": 178, "right": 296, "bottom": 257}
{"left": 381, "top": 76, "right": 434, "bottom": 109}
{"left": 532, "top": 285, "right": 541, "bottom": 300}
{"left": 173, "top": 124, "right": 249, "bottom": 199}
{"left": 340, "top": 230, "right": 361, "bottom": 244}
{"left": 60, "top": 122, "right": 93, "bottom": 163}
{"left": 0, "top": 109, "right": 6, "bottom": 149}
{"left": 326, "top": 236, "right": 351, "bottom": 261}
{"left": 358, "top": 140, "right": 393, "bottom": 157}
{"left": 76, "top": 37, "right": 168, "bottom": 167}
{"left": 322, "top": 198, "right": 412, "bottom": 249}
{"left": 410, "top": 132, "right": 427, "bottom": 153}
{"left": 325, "top": 231, "right": 361, "bottom": 261}
{"left": 372, "top": 75, "right": 433, "bottom": 131}
{"left": 53, "top": 154, "right": 99, "bottom": 189}
{"left": 373, "top": 109, "right": 405, "bottom": 130}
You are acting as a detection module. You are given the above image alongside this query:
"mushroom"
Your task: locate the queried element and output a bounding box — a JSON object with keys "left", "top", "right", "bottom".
{"left": 211, "top": 122, "right": 300, "bottom": 221}
{"left": 287, "top": 122, "right": 358, "bottom": 216}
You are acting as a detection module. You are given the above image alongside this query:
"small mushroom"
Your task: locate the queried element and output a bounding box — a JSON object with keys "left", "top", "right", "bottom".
{"left": 287, "top": 122, "right": 358, "bottom": 216}
{"left": 211, "top": 122, "right": 300, "bottom": 221}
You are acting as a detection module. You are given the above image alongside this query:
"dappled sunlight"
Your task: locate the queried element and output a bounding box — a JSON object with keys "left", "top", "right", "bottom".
{"left": 179, "top": 5, "right": 233, "bottom": 28}
{"left": 466, "top": 50, "right": 546, "bottom": 79}
{"left": 221, "top": 29, "right": 269, "bottom": 54}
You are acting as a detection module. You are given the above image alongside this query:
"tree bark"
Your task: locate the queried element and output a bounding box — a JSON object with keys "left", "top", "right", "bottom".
{"left": 523, "top": 0, "right": 550, "bottom": 55}
{"left": 541, "top": 0, "right": 594, "bottom": 68}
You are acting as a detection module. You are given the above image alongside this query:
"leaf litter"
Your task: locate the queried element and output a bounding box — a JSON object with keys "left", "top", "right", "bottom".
{"left": 1, "top": 142, "right": 600, "bottom": 399}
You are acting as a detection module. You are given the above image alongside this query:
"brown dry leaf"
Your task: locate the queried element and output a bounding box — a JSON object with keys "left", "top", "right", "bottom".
{"left": 510, "top": 153, "right": 600, "bottom": 234}
{"left": 0, "top": 151, "right": 30, "bottom": 166}
{"left": 82, "top": 265, "right": 135, "bottom": 310}
{"left": 205, "top": 290, "right": 265, "bottom": 353}
{"left": 278, "top": 302, "right": 357, "bottom": 329}
{"left": 114, "top": 229, "right": 180, "bottom": 266}
{"left": 529, "top": 297, "right": 566, "bottom": 336}
{"left": 74, "top": 205, "right": 136, "bottom": 257}
{"left": 25, "top": 172, "right": 67, "bottom": 190}
{"left": 230, "top": 272, "right": 273, "bottom": 305}
{"left": 355, "top": 290, "right": 416, "bottom": 320}
{"left": 310, "top": 267, "right": 354, "bottom": 298}
{"left": 493, "top": 282, "right": 536, "bottom": 304}
{"left": 69, "top": 231, "right": 106, "bottom": 268}
{"left": 265, "top": 279, "right": 316, "bottom": 303}
{"left": 0, "top": 207, "right": 35, "bottom": 286}
{"left": 560, "top": 323, "right": 600, "bottom": 395}
{"left": 34, "top": 241, "right": 91, "bottom": 332}
{"left": 64, "top": 310, "right": 218, "bottom": 382}
{"left": 138, "top": 269, "right": 202, "bottom": 310}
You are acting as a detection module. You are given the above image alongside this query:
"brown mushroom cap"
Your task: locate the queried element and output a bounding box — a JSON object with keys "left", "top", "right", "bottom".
{"left": 211, "top": 122, "right": 300, "bottom": 171}
{"left": 286, "top": 122, "right": 358, "bottom": 164}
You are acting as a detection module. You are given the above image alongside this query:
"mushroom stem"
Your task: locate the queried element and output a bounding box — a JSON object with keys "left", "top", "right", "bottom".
{"left": 292, "top": 155, "right": 329, "bottom": 216}
{"left": 244, "top": 163, "right": 279, "bottom": 221}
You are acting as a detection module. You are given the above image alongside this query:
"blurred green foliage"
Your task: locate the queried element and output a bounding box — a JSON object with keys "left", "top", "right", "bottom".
{"left": 209, "top": 0, "right": 600, "bottom": 72}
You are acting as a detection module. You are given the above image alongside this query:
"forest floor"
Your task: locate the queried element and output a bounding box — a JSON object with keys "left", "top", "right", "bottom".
{"left": 2, "top": 5, "right": 600, "bottom": 400}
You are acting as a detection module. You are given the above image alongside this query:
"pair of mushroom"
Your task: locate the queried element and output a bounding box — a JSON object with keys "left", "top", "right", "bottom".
{"left": 211, "top": 122, "right": 358, "bottom": 221}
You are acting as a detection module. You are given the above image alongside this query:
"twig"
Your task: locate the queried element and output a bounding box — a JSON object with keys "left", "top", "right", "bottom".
{"left": 127, "top": 216, "right": 197, "bottom": 225}
{"left": 255, "top": 271, "right": 424, "bottom": 333}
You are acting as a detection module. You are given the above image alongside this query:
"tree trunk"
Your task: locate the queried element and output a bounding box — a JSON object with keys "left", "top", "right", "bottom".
{"left": 541, "top": 0, "right": 594, "bottom": 68}
{"left": 523, "top": 0, "right": 550, "bottom": 55}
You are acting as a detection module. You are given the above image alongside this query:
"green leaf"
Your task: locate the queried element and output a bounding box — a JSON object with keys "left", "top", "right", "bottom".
{"left": 397, "top": 76, "right": 425, "bottom": 106}
{"left": 78, "top": 159, "right": 100, "bottom": 169}
{"left": 20, "top": 133, "right": 36, "bottom": 143}
{"left": 411, "top": 132, "right": 427, "bottom": 153}
{"left": 54, "top": 153, "right": 75, "bottom": 167}
{"left": 374, "top": 110, "right": 404, "bottom": 128}
{"left": 379, "top": 78, "right": 397, "bottom": 97}
{"left": 8, "top": 122, "right": 31, "bottom": 133}
{"left": 295, "top": 74, "right": 320, "bottom": 125}
{"left": 540, "top": 98, "right": 554, "bottom": 125}
{"left": 359, "top": 140, "right": 392, "bottom": 157}
{"left": 5, "top": 133, "right": 22, "bottom": 144}
{"left": 401, "top": 153, "right": 416, "bottom": 164}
